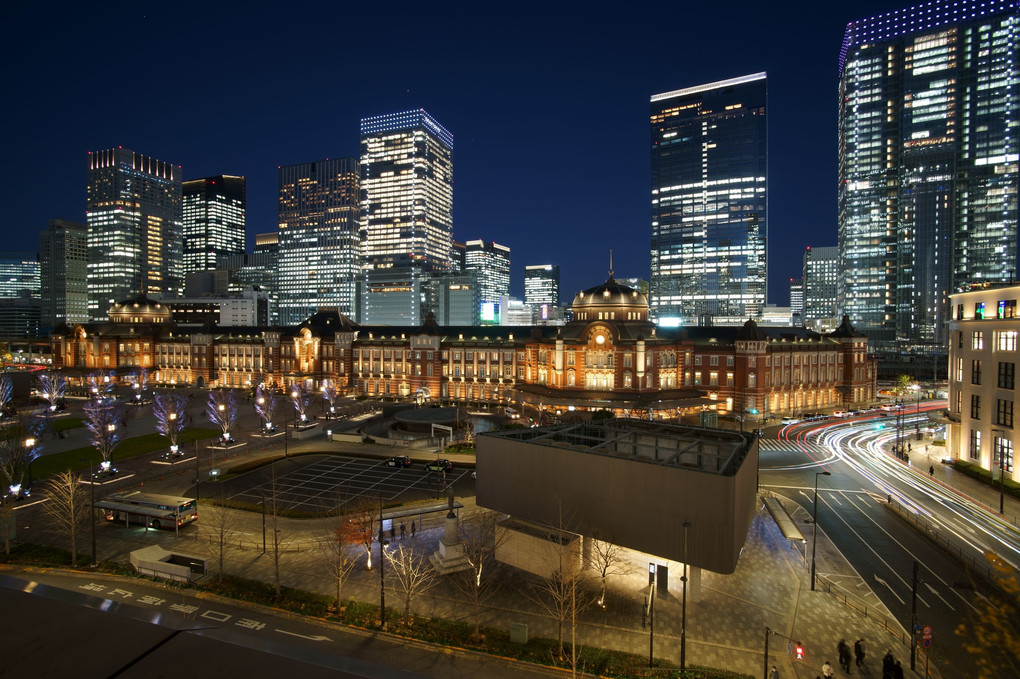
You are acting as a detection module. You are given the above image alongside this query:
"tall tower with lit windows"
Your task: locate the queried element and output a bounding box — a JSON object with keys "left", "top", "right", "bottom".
{"left": 649, "top": 73, "right": 768, "bottom": 326}
{"left": 276, "top": 158, "right": 360, "bottom": 324}
{"left": 86, "top": 148, "right": 183, "bottom": 321}
{"left": 838, "top": 0, "right": 1019, "bottom": 347}
{"left": 182, "top": 175, "right": 246, "bottom": 275}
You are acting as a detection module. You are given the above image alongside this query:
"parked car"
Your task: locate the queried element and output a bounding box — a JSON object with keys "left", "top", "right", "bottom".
{"left": 780, "top": 417, "right": 801, "bottom": 425}
{"left": 386, "top": 455, "right": 412, "bottom": 468}
{"left": 426, "top": 459, "right": 453, "bottom": 473}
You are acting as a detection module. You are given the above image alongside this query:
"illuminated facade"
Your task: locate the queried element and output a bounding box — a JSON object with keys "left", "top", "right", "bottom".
{"left": 465, "top": 239, "right": 511, "bottom": 321}
{"left": 838, "top": 0, "right": 1019, "bottom": 346}
{"left": 947, "top": 284, "right": 1019, "bottom": 482}
{"left": 524, "top": 264, "right": 560, "bottom": 308}
{"left": 51, "top": 277, "right": 875, "bottom": 418}
{"left": 40, "top": 219, "right": 88, "bottom": 327}
{"left": 86, "top": 148, "right": 183, "bottom": 321}
{"left": 0, "top": 251, "right": 40, "bottom": 300}
{"left": 276, "top": 158, "right": 360, "bottom": 324}
{"left": 650, "top": 73, "right": 768, "bottom": 325}
{"left": 182, "top": 175, "right": 246, "bottom": 274}
{"left": 360, "top": 109, "right": 454, "bottom": 271}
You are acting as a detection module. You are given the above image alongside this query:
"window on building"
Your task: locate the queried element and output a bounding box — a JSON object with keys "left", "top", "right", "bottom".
{"left": 994, "top": 436, "right": 1014, "bottom": 473}
{"left": 976, "top": 302, "right": 986, "bottom": 319}
{"left": 957, "top": 304, "right": 964, "bottom": 320}
{"left": 709, "top": 371, "right": 719, "bottom": 386}
{"left": 694, "top": 356, "right": 702, "bottom": 366}
{"left": 999, "top": 300, "right": 1017, "bottom": 319}
{"left": 955, "top": 358, "right": 963, "bottom": 382}
{"left": 970, "top": 429, "right": 981, "bottom": 460}
{"left": 997, "top": 331, "right": 1018, "bottom": 352}
{"left": 726, "top": 356, "right": 734, "bottom": 366}
{"left": 997, "top": 399, "right": 1014, "bottom": 428}
{"left": 958, "top": 331, "right": 963, "bottom": 349}
{"left": 973, "top": 331, "right": 984, "bottom": 350}
{"left": 972, "top": 360, "right": 982, "bottom": 385}
{"left": 726, "top": 372, "right": 734, "bottom": 386}
{"left": 624, "top": 353, "right": 632, "bottom": 368}
{"left": 1000, "top": 363, "right": 1016, "bottom": 390}
{"left": 971, "top": 394, "right": 981, "bottom": 420}
{"left": 710, "top": 355, "right": 719, "bottom": 366}
{"left": 748, "top": 373, "right": 756, "bottom": 388}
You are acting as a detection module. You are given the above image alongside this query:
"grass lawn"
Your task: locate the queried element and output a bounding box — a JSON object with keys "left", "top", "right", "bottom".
{"left": 32, "top": 427, "right": 221, "bottom": 480}
{"left": 48, "top": 417, "right": 83, "bottom": 432}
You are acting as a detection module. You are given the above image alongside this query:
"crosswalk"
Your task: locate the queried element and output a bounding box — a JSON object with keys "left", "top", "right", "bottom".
{"left": 758, "top": 438, "right": 830, "bottom": 456}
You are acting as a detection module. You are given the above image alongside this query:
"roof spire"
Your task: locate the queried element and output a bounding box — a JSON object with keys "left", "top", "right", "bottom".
{"left": 608, "top": 249, "right": 614, "bottom": 283}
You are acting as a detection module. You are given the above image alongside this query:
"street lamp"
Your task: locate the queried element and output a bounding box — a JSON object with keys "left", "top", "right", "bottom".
{"left": 681, "top": 520, "right": 691, "bottom": 670}
{"left": 101, "top": 423, "right": 115, "bottom": 472}
{"left": 912, "top": 384, "right": 921, "bottom": 441}
{"left": 24, "top": 437, "right": 36, "bottom": 495}
{"left": 168, "top": 412, "right": 178, "bottom": 455}
{"left": 994, "top": 430, "right": 1007, "bottom": 514}
{"left": 810, "top": 470, "right": 831, "bottom": 591}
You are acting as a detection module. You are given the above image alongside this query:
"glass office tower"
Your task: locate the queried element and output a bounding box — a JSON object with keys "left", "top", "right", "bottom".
{"left": 650, "top": 73, "right": 768, "bottom": 325}
{"left": 839, "top": 0, "right": 1019, "bottom": 346}
{"left": 276, "top": 158, "right": 360, "bottom": 324}
{"left": 40, "top": 219, "right": 88, "bottom": 327}
{"left": 86, "top": 148, "right": 183, "bottom": 320}
{"left": 183, "top": 175, "right": 246, "bottom": 274}
{"left": 803, "top": 246, "right": 839, "bottom": 324}
{"left": 465, "top": 239, "right": 511, "bottom": 321}
{"left": 524, "top": 264, "right": 560, "bottom": 307}
{"left": 360, "top": 109, "right": 454, "bottom": 271}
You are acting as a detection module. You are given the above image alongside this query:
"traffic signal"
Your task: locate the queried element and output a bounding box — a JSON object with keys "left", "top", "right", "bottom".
{"left": 795, "top": 642, "right": 804, "bottom": 660}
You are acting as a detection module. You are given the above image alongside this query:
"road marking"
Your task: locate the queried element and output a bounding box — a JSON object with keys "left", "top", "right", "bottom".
{"left": 925, "top": 582, "right": 956, "bottom": 611}
{"left": 874, "top": 575, "right": 905, "bottom": 605}
{"left": 276, "top": 629, "right": 331, "bottom": 641}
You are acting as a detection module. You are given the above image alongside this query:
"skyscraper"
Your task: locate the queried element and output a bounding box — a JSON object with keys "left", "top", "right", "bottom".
{"left": 649, "top": 73, "right": 768, "bottom": 325}
{"left": 86, "top": 148, "right": 183, "bottom": 320}
{"left": 803, "top": 246, "right": 839, "bottom": 324}
{"left": 276, "top": 158, "right": 360, "bottom": 324}
{"left": 789, "top": 278, "right": 804, "bottom": 324}
{"left": 524, "top": 264, "right": 560, "bottom": 308}
{"left": 465, "top": 239, "right": 511, "bottom": 321}
{"left": 40, "top": 219, "right": 88, "bottom": 327}
{"left": 360, "top": 109, "right": 454, "bottom": 271}
{"left": 838, "top": 0, "right": 1019, "bottom": 346}
{"left": 182, "top": 175, "right": 246, "bottom": 274}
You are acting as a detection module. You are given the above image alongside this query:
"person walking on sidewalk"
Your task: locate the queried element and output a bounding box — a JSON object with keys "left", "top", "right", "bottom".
{"left": 768, "top": 665, "right": 779, "bottom": 679}
{"left": 929, "top": 465, "right": 934, "bottom": 476}
{"left": 411, "top": 521, "right": 416, "bottom": 537}
{"left": 882, "top": 651, "right": 894, "bottom": 678}
{"left": 822, "top": 660, "right": 834, "bottom": 678}
{"left": 837, "top": 639, "right": 851, "bottom": 673}
{"left": 854, "top": 639, "right": 865, "bottom": 668}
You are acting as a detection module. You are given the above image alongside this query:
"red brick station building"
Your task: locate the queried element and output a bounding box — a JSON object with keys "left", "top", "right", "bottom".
{"left": 51, "top": 276, "right": 875, "bottom": 422}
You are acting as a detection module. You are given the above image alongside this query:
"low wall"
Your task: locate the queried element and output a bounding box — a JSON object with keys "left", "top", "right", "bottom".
{"left": 290, "top": 423, "right": 321, "bottom": 440}
{"left": 496, "top": 519, "right": 582, "bottom": 579}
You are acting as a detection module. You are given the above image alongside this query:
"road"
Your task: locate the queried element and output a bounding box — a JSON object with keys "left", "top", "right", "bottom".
{"left": 759, "top": 407, "right": 1020, "bottom": 678}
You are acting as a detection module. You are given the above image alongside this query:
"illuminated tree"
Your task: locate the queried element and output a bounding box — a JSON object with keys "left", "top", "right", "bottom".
{"left": 153, "top": 392, "right": 189, "bottom": 453}
{"left": 289, "top": 383, "right": 311, "bottom": 425}
{"left": 87, "top": 371, "right": 114, "bottom": 400}
{"left": 343, "top": 500, "right": 376, "bottom": 570}
{"left": 319, "top": 492, "right": 358, "bottom": 610}
{"left": 207, "top": 390, "right": 238, "bottom": 443}
{"left": 254, "top": 383, "right": 279, "bottom": 432}
{"left": 588, "top": 529, "right": 634, "bottom": 608}
{"left": 0, "top": 413, "right": 44, "bottom": 497}
{"left": 321, "top": 379, "right": 338, "bottom": 417}
{"left": 453, "top": 508, "right": 508, "bottom": 641}
{"left": 41, "top": 470, "right": 89, "bottom": 567}
{"left": 955, "top": 552, "right": 1020, "bottom": 678}
{"left": 0, "top": 375, "right": 13, "bottom": 418}
{"left": 385, "top": 543, "right": 438, "bottom": 621}
{"left": 36, "top": 373, "right": 67, "bottom": 412}
{"left": 129, "top": 368, "right": 150, "bottom": 403}
{"left": 83, "top": 399, "right": 124, "bottom": 470}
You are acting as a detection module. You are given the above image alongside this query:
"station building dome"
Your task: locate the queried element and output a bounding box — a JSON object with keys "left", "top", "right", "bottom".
{"left": 571, "top": 276, "right": 649, "bottom": 322}
{"left": 108, "top": 296, "right": 171, "bottom": 324}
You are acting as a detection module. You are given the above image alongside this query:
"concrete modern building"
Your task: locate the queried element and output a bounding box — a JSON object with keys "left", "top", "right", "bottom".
{"left": 0, "top": 251, "right": 39, "bottom": 300}
{"left": 477, "top": 420, "right": 758, "bottom": 574}
{"left": 803, "top": 246, "right": 839, "bottom": 327}
{"left": 650, "top": 73, "right": 768, "bottom": 325}
{"left": 182, "top": 175, "right": 246, "bottom": 275}
{"left": 947, "top": 284, "right": 1019, "bottom": 482}
{"left": 432, "top": 273, "right": 480, "bottom": 326}
{"left": 838, "top": 0, "right": 1019, "bottom": 347}
{"left": 40, "top": 219, "right": 88, "bottom": 328}
{"left": 276, "top": 158, "right": 360, "bottom": 324}
{"left": 789, "top": 279, "right": 804, "bottom": 325}
{"left": 86, "top": 148, "right": 183, "bottom": 321}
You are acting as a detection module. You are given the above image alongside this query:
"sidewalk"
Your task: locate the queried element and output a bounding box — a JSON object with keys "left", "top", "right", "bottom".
{"left": 21, "top": 432, "right": 922, "bottom": 679}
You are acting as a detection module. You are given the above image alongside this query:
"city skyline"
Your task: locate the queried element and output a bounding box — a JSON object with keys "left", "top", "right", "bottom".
{"left": 0, "top": 0, "right": 996, "bottom": 305}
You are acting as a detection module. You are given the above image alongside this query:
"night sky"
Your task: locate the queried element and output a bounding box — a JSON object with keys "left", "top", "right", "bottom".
{"left": 4, "top": 1, "right": 905, "bottom": 305}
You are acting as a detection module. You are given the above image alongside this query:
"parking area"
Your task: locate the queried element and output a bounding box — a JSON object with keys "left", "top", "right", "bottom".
{"left": 217, "top": 454, "right": 473, "bottom": 514}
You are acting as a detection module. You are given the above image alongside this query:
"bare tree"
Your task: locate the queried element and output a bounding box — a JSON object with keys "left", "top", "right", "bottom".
{"left": 128, "top": 368, "right": 150, "bottom": 403}
{"left": 207, "top": 390, "right": 238, "bottom": 443}
{"left": 82, "top": 399, "right": 124, "bottom": 471}
{"left": 254, "top": 383, "right": 280, "bottom": 432}
{"left": 588, "top": 530, "right": 634, "bottom": 608}
{"left": 453, "top": 508, "right": 508, "bottom": 640}
{"left": 206, "top": 488, "right": 237, "bottom": 585}
{"left": 37, "top": 373, "right": 67, "bottom": 413}
{"left": 343, "top": 499, "right": 376, "bottom": 569}
{"left": 321, "top": 379, "right": 339, "bottom": 417}
{"left": 0, "top": 375, "right": 11, "bottom": 418}
{"left": 289, "top": 383, "right": 311, "bottom": 425}
{"left": 153, "top": 392, "right": 189, "bottom": 454}
{"left": 87, "top": 371, "right": 114, "bottom": 400}
{"left": 318, "top": 492, "right": 358, "bottom": 611}
{"left": 385, "top": 543, "right": 438, "bottom": 621}
{"left": 41, "top": 469, "right": 89, "bottom": 566}
{"left": 0, "top": 412, "right": 44, "bottom": 496}
{"left": 267, "top": 468, "right": 284, "bottom": 598}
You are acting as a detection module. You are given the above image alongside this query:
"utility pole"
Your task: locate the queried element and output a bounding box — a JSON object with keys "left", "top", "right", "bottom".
{"left": 681, "top": 521, "right": 691, "bottom": 670}
{"left": 90, "top": 460, "right": 97, "bottom": 566}
{"left": 910, "top": 559, "right": 918, "bottom": 672}
{"left": 378, "top": 499, "right": 387, "bottom": 630}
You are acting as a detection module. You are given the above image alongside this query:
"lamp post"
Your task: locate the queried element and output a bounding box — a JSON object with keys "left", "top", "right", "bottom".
{"left": 681, "top": 520, "right": 691, "bottom": 670}
{"left": 284, "top": 401, "right": 290, "bottom": 457}
{"left": 378, "top": 498, "right": 387, "bottom": 630}
{"left": 912, "top": 384, "right": 921, "bottom": 441}
{"left": 24, "top": 437, "right": 36, "bottom": 494}
{"left": 994, "top": 430, "right": 1006, "bottom": 515}
{"left": 810, "top": 470, "right": 831, "bottom": 591}
{"left": 90, "top": 460, "right": 97, "bottom": 566}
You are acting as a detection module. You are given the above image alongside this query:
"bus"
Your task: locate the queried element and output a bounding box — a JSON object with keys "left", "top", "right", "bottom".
{"left": 95, "top": 491, "right": 198, "bottom": 530}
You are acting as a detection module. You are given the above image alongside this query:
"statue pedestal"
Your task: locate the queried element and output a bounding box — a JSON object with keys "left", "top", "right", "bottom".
{"left": 430, "top": 513, "right": 469, "bottom": 574}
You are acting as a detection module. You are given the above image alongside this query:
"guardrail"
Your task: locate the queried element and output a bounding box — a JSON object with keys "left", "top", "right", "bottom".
{"left": 816, "top": 573, "right": 907, "bottom": 645}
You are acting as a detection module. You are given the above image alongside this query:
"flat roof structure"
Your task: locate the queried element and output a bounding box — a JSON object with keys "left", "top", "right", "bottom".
{"left": 476, "top": 419, "right": 758, "bottom": 574}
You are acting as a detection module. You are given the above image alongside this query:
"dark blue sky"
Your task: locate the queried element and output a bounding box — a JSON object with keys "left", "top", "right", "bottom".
{"left": 3, "top": 1, "right": 903, "bottom": 304}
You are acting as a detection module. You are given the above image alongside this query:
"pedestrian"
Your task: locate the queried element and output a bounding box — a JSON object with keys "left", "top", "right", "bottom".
{"left": 822, "top": 660, "right": 834, "bottom": 678}
{"left": 399, "top": 522, "right": 406, "bottom": 539}
{"left": 854, "top": 639, "right": 865, "bottom": 668}
{"left": 768, "top": 665, "right": 779, "bottom": 679}
{"left": 892, "top": 660, "right": 904, "bottom": 679}
{"left": 908, "top": 442, "right": 912, "bottom": 452}
{"left": 882, "top": 651, "right": 894, "bottom": 678}
{"left": 929, "top": 465, "right": 934, "bottom": 476}
{"left": 837, "top": 639, "right": 851, "bottom": 673}
{"left": 390, "top": 525, "right": 396, "bottom": 540}
{"left": 411, "top": 521, "right": 416, "bottom": 537}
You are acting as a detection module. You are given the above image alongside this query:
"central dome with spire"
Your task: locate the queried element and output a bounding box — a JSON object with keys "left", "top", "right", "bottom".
{"left": 571, "top": 274, "right": 649, "bottom": 322}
